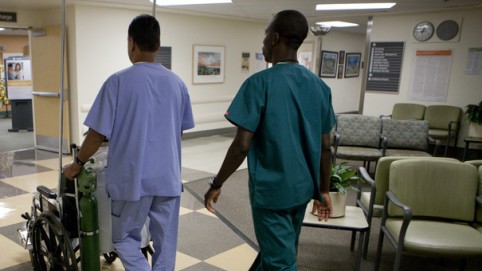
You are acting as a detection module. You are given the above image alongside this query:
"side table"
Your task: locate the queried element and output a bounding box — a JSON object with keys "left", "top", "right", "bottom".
{"left": 463, "top": 137, "right": 482, "bottom": 161}
{"left": 302, "top": 204, "right": 369, "bottom": 271}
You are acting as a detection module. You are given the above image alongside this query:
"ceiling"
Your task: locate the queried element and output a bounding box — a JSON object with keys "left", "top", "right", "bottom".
{"left": 0, "top": 0, "right": 481, "bottom": 35}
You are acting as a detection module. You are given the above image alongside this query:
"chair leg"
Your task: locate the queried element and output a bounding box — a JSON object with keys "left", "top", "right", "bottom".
{"left": 374, "top": 229, "right": 385, "bottom": 271}
{"left": 362, "top": 226, "right": 370, "bottom": 259}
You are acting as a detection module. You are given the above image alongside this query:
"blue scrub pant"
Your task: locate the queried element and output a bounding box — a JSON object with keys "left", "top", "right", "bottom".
{"left": 111, "top": 196, "right": 180, "bottom": 271}
{"left": 250, "top": 201, "right": 309, "bottom": 271}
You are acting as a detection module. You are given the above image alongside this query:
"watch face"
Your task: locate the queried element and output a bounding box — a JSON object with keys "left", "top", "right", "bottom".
{"left": 436, "top": 20, "right": 459, "bottom": 41}
{"left": 413, "top": 21, "right": 434, "bottom": 41}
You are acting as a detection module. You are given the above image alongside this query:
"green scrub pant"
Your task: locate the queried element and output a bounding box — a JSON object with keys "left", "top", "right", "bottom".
{"left": 249, "top": 201, "right": 309, "bottom": 271}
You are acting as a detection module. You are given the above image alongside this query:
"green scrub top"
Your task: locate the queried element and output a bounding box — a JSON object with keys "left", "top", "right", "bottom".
{"left": 225, "top": 63, "right": 335, "bottom": 209}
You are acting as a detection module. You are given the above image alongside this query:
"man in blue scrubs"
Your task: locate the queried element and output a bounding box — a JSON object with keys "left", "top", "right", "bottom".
{"left": 64, "top": 14, "right": 194, "bottom": 271}
{"left": 204, "top": 10, "right": 335, "bottom": 271}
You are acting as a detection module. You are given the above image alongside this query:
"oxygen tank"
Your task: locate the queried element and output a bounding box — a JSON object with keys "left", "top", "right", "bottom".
{"left": 77, "top": 166, "right": 100, "bottom": 271}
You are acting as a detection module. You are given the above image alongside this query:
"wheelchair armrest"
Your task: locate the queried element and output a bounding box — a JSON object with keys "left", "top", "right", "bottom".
{"left": 37, "top": 185, "right": 57, "bottom": 199}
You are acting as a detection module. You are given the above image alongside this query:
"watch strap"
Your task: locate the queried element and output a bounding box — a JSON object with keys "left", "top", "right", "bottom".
{"left": 209, "top": 177, "right": 222, "bottom": 189}
{"left": 74, "top": 155, "right": 86, "bottom": 166}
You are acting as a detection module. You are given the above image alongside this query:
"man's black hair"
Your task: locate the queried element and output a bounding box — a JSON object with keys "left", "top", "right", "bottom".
{"left": 271, "top": 10, "right": 308, "bottom": 50}
{"left": 128, "top": 14, "right": 160, "bottom": 52}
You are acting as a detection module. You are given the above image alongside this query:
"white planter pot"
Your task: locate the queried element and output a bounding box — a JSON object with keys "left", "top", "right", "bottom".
{"left": 468, "top": 122, "right": 482, "bottom": 137}
{"left": 329, "top": 191, "right": 347, "bottom": 218}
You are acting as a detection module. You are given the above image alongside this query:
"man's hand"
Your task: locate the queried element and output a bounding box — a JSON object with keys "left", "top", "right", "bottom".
{"left": 62, "top": 162, "right": 82, "bottom": 180}
{"left": 312, "top": 192, "right": 332, "bottom": 221}
{"left": 204, "top": 187, "right": 221, "bottom": 213}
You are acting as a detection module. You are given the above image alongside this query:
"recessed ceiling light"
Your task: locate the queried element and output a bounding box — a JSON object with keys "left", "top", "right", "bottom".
{"left": 316, "top": 21, "right": 359, "bottom": 27}
{"left": 150, "top": 0, "right": 232, "bottom": 6}
{"left": 0, "top": 28, "right": 5, "bottom": 31}
{"left": 316, "top": 3, "right": 396, "bottom": 10}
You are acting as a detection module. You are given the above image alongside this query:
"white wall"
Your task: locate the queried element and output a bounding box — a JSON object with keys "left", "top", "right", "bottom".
{"left": 363, "top": 8, "right": 482, "bottom": 146}
{"left": 313, "top": 31, "right": 366, "bottom": 113}
{"left": 70, "top": 4, "right": 267, "bottom": 143}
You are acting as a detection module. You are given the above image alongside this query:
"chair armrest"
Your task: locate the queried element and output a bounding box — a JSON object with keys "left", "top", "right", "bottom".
{"left": 380, "top": 134, "right": 387, "bottom": 156}
{"left": 448, "top": 120, "right": 459, "bottom": 132}
{"left": 428, "top": 136, "right": 440, "bottom": 156}
{"left": 379, "top": 114, "right": 392, "bottom": 119}
{"left": 356, "top": 166, "right": 375, "bottom": 199}
{"left": 382, "top": 191, "right": 413, "bottom": 248}
{"left": 477, "top": 196, "right": 482, "bottom": 206}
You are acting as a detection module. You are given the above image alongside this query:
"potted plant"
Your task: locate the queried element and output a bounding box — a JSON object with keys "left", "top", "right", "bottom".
{"left": 329, "top": 162, "right": 360, "bottom": 217}
{"left": 311, "top": 162, "right": 360, "bottom": 218}
{"left": 465, "top": 100, "right": 482, "bottom": 137}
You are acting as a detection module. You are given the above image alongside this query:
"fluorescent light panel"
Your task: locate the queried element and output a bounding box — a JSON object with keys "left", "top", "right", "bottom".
{"left": 316, "top": 3, "right": 396, "bottom": 10}
{"left": 151, "top": 0, "right": 231, "bottom": 6}
{"left": 316, "top": 21, "right": 358, "bottom": 27}
{"left": 0, "top": 28, "right": 5, "bottom": 31}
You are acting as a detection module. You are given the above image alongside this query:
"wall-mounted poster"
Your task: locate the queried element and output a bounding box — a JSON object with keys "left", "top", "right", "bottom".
{"left": 319, "top": 50, "right": 338, "bottom": 78}
{"left": 344, "top": 53, "right": 361, "bottom": 78}
{"left": 4, "top": 57, "right": 33, "bottom": 100}
{"left": 193, "top": 45, "right": 225, "bottom": 84}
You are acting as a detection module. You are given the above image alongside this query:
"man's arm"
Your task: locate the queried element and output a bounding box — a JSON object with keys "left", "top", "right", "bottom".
{"left": 204, "top": 126, "right": 254, "bottom": 213}
{"left": 62, "top": 128, "right": 106, "bottom": 180}
{"left": 314, "top": 133, "right": 333, "bottom": 221}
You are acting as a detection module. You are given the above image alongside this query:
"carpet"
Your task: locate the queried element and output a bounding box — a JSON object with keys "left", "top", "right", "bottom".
{"left": 185, "top": 169, "right": 482, "bottom": 271}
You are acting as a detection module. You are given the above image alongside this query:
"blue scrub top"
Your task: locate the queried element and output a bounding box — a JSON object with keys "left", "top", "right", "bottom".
{"left": 85, "top": 63, "right": 195, "bottom": 201}
{"left": 225, "top": 63, "right": 335, "bottom": 209}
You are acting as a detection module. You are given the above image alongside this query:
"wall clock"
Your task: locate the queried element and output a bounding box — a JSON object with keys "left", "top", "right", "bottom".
{"left": 413, "top": 21, "right": 434, "bottom": 42}
{"left": 436, "top": 20, "right": 459, "bottom": 41}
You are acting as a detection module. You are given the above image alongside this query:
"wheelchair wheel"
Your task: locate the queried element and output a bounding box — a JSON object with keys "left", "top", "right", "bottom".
{"left": 31, "top": 211, "right": 79, "bottom": 271}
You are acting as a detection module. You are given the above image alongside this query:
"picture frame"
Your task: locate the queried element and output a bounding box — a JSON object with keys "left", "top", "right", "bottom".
{"left": 344, "top": 53, "right": 361, "bottom": 78}
{"left": 337, "top": 64, "right": 344, "bottom": 79}
{"left": 339, "top": 50, "right": 345, "bottom": 64}
{"left": 193, "top": 45, "right": 225, "bottom": 84}
{"left": 319, "top": 50, "right": 338, "bottom": 78}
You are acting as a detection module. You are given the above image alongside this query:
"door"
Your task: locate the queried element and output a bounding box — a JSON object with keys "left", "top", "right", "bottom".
{"left": 30, "top": 25, "right": 70, "bottom": 153}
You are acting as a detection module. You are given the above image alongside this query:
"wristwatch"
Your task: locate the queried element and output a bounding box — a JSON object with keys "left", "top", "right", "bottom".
{"left": 74, "top": 155, "right": 86, "bottom": 166}
{"left": 209, "top": 177, "right": 222, "bottom": 189}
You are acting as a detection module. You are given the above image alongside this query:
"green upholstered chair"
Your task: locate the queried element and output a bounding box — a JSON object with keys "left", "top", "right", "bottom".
{"left": 374, "top": 160, "right": 482, "bottom": 271}
{"left": 381, "top": 119, "right": 439, "bottom": 157}
{"left": 333, "top": 114, "right": 385, "bottom": 170}
{"left": 424, "top": 105, "right": 462, "bottom": 156}
{"left": 472, "top": 166, "right": 482, "bottom": 234}
{"left": 356, "top": 156, "right": 458, "bottom": 259}
{"left": 465, "top": 159, "right": 482, "bottom": 168}
{"left": 381, "top": 103, "right": 426, "bottom": 120}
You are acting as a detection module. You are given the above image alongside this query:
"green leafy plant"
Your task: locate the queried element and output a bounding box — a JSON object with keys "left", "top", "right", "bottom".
{"left": 330, "top": 162, "right": 361, "bottom": 195}
{"left": 465, "top": 100, "right": 482, "bottom": 125}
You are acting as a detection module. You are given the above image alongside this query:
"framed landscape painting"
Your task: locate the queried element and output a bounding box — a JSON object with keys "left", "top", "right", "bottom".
{"left": 319, "top": 50, "right": 338, "bottom": 78}
{"left": 344, "top": 53, "right": 361, "bottom": 78}
{"left": 193, "top": 45, "right": 225, "bottom": 84}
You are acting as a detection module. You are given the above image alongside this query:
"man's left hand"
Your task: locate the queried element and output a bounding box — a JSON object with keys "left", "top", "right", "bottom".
{"left": 62, "top": 163, "right": 82, "bottom": 180}
{"left": 204, "top": 188, "right": 221, "bottom": 214}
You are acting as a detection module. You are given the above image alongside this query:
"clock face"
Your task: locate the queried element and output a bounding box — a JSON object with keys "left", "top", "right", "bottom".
{"left": 413, "top": 21, "right": 434, "bottom": 41}
{"left": 436, "top": 20, "right": 459, "bottom": 41}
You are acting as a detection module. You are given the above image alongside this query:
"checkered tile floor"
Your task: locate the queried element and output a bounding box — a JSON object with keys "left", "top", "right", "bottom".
{"left": 0, "top": 135, "right": 255, "bottom": 270}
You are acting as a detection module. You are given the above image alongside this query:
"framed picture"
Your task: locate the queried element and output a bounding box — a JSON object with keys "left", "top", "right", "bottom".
{"left": 193, "top": 45, "right": 225, "bottom": 84}
{"left": 337, "top": 64, "right": 344, "bottom": 79}
{"left": 339, "top": 50, "right": 345, "bottom": 64}
{"left": 319, "top": 50, "right": 338, "bottom": 78}
{"left": 344, "top": 53, "right": 361, "bottom": 78}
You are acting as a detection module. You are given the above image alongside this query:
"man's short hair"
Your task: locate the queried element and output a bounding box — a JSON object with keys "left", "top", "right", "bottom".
{"left": 128, "top": 14, "right": 160, "bottom": 52}
{"left": 271, "top": 10, "right": 308, "bottom": 50}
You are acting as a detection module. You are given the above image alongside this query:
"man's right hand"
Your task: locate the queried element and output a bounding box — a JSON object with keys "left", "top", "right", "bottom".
{"left": 62, "top": 162, "right": 82, "bottom": 180}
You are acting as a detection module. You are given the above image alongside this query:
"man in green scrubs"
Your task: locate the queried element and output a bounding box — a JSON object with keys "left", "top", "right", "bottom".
{"left": 204, "top": 9, "right": 336, "bottom": 271}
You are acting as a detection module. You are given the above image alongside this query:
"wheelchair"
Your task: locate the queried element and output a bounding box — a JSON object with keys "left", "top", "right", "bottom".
{"left": 17, "top": 144, "right": 153, "bottom": 270}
